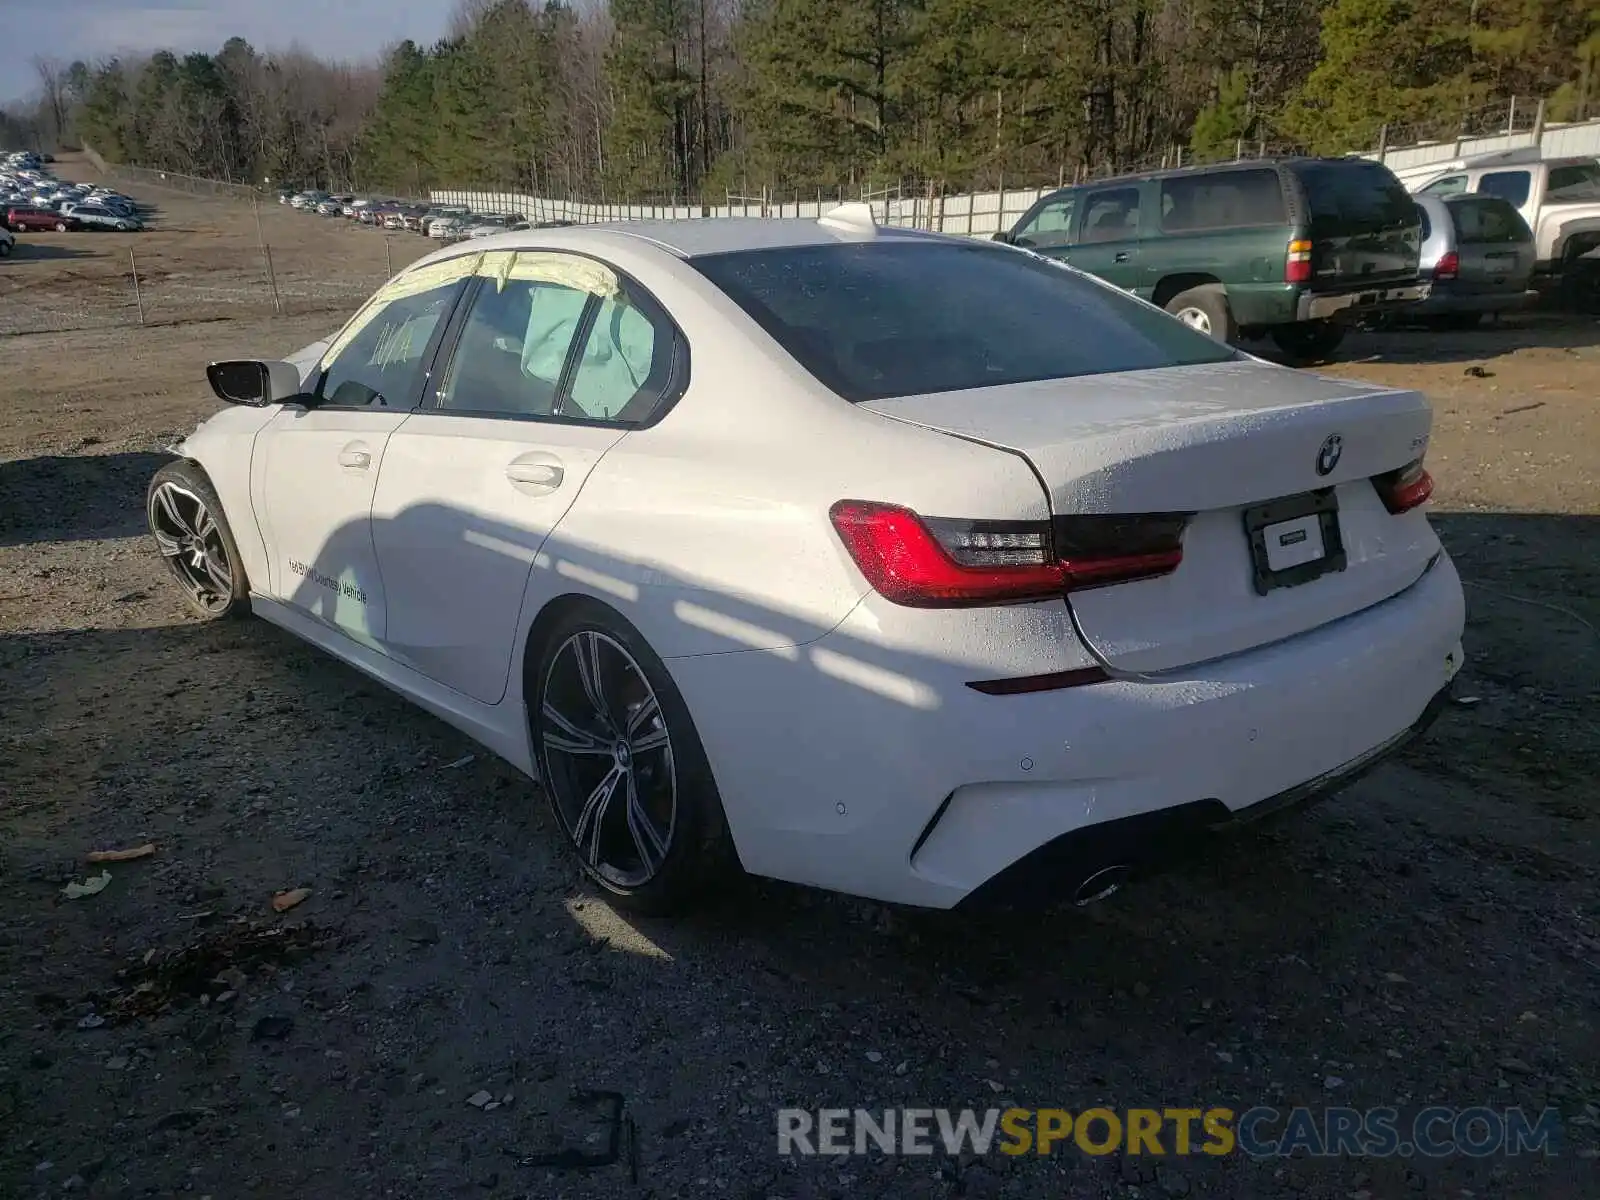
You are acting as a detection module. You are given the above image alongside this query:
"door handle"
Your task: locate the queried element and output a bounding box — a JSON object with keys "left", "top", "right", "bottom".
{"left": 506, "top": 461, "right": 563, "bottom": 488}
{"left": 338, "top": 444, "right": 372, "bottom": 470}
{"left": 1113, "top": 251, "right": 1130, "bottom": 263}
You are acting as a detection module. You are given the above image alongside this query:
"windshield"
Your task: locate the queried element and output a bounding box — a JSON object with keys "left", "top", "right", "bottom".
{"left": 690, "top": 239, "right": 1238, "bottom": 403}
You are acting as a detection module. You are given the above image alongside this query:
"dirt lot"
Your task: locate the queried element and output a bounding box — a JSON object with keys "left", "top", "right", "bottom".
{"left": 1, "top": 166, "right": 1597, "bottom": 1200}
{"left": 0, "top": 156, "right": 432, "bottom": 336}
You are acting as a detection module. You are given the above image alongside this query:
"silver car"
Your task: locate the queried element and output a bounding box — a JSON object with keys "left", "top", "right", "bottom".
{"left": 1413, "top": 194, "right": 1535, "bottom": 327}
{"left": 63, "top": 202, "right": 143, "bottom": 232}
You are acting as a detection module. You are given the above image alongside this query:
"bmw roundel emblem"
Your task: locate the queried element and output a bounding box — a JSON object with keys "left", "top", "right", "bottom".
{"left": 1315, "top": 434, "right": 1343, "bottom": 477}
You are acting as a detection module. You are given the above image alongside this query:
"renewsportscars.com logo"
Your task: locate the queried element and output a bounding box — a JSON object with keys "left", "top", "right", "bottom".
{"left": 777, "top": 1106, "right": 1564, "bottom": 1159}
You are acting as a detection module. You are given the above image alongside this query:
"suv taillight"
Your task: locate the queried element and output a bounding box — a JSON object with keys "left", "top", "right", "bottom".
{"left": 829, "top": 501, "right": 1186, "bottom": 608}
{"left": 1373, "top": 459, "right": 1434, "bottom": 514}
{"left": 1433, "top": 251, "right": 1459, "bottom": 282}
{"left": 1286, "top": 239, "right": 1313, "bottom": 284}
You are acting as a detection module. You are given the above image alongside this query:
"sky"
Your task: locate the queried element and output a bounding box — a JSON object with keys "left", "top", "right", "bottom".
{"left": 1, "top": 0, "right": 455, "bottom": 102}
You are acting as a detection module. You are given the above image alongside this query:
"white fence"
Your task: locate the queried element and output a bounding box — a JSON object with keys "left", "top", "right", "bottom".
{"left": 1364, "top": 116, "right": 1600, "bottom": 174}
{"left": 429, "top": 186, "right": 1056, "bottom": 240}
{"left": 429, "top": 113, "right": 1600, "bottom": 237}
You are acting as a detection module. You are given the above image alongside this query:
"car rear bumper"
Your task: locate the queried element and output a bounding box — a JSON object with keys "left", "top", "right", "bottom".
{"left": 1413, "top": 286, "right": 1536, "bottom": 316}
{"left": 1299, "top": 281, "right": 1429, "bottom": 321}
{"left": 957, "top": 682, "right": 1450, "bottom": 910}
{"left": 668, "top": 551, "right": 1465, "bottom": 908}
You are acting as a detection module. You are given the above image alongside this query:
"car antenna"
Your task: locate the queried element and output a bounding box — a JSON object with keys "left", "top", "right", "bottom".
{"left": 817, "top": 202, "right": 879, "bottom": 239}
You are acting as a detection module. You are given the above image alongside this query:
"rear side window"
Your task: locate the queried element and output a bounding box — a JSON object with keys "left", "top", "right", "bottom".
{"left": 1448, "top": 198, "right": 1532, "bottom": 245}
{"left": 1290, "top": 160, "right": 1416, "bottom": 235}
{"left": 1478, "top": 170, "right": 1531, "bottom": 208}
{"left": 690, "top": 240, "right": 1238, "bottom": 403}
{"left": 1080, "top": 187, "right": 1141, "bottom": 242}
{"left": 1160, "top": 169, "right": 1286, "bottom": 231}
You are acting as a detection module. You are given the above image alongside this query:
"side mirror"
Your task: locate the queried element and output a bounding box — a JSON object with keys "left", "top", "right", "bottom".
{"left": 206, "top": 359, "right": 302, "bottom": 406}
{"left": 991, "top": 231, "right": 1014, "bottom": 244}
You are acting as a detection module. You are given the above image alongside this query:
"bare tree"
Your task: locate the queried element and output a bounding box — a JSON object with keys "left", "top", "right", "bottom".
{"left": 32, "top": 56, "right": 67, "bottom": 146}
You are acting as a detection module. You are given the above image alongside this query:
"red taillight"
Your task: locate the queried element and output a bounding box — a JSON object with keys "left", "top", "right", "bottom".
{"left": 1373, "top": 459, "right": 1434, "bottom": 514}
{"left": 1433, "top": 251, "right": 1459, "bottom": 282}
{"left": 1286, "top": 238, "right": 1313, "bottom": 284}
{"left": 828, "top": 501, "right": 1185, "bottom": 609}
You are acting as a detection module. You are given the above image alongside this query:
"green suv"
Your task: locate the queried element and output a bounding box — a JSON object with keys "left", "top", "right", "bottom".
{"left": 995, "top": 157, "right": 1426, "bottom": 363}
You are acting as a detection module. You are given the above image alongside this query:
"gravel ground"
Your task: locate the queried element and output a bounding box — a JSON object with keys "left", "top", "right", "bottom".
{"left": 1, "top": 184, "right": 1597, "bottom": 1200}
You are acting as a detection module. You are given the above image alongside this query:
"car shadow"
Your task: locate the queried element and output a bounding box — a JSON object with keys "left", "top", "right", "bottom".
{"left": 1249, "top": 311, "right": 1600, "bottom": 369}
{"left": 0, "top": 451, "right": 174, "bottom": 548}
{"left": 3, "top": 243, "right": 95, "bottom": 261}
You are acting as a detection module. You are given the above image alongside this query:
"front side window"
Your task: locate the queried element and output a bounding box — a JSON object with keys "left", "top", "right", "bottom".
{"left": 1080, "top": 187, "right": 1141, "bottom": 242}
{"left": 1421, "top": 174, "right": 1468, "bottom": 197}
{"left": 434, "top": 251, "right": 679, "bottom": 425}
{"left": 1478, "top": 170, "right": 1532, "bottom": 208}
{"left": 317, "top": 274, "right": 464, "bottom": 409}
{"left": 690, "top": 239, "right": 1237, "bottom": 404}
{"left": 1013, "top": 197, "right": 1077, "bottom": 248}
{"left": 1548, "top": 162, "right": 1600, "bottom": 196}
{"left": 437, "top": 276, "right": 589, "bottom": 417}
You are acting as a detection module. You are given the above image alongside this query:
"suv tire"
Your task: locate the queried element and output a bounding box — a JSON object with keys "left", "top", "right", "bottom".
{"left": 1163, "top": 285, "right": 1237, "bottom": 344}
{"left": 1271, "top": 320, "right": 1346, "bottom": 365}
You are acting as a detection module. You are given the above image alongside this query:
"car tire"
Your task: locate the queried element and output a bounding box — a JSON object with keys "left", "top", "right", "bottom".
{"left": 0, "top": 240, "right": 10, "bottom": 258}
{"left": 1163, "top": 285, "right": 1237, "bottom": 343}
{"left": 114, "top": 220, "right": 129, "bottom": 231}
{"left": 54, "top": 221, "right": 68, "bottom": 232}
{"left": 1270, "top": 320, "right": 1346, "bottom": 365}
{"left": 530, "top": 601, "right": 738, "bottom": 915}
{"left": 146, "top": 460, "right": 252, "bottom": 620}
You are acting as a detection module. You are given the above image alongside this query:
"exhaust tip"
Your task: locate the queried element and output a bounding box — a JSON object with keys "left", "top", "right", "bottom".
{"left": 1072, "top": 865, "right": 1131, "bottom": 907}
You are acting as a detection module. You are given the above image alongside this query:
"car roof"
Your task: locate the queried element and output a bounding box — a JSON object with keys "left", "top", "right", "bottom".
{"left": 542, "top": 214, "right": 944, "bottom": 258}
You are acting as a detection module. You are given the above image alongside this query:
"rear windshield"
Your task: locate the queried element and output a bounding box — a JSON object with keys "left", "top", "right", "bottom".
{"left": 690, "top": 240, "right": 1237, "bottom": 403}
{"left": 1290, "top": 160, "right": 1417, "bottom": 236}
{"left": 1447, "top": 197, "right": 1532, "bottom": 245}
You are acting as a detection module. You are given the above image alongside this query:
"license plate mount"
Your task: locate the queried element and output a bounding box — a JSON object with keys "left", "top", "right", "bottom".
{"left": 1244, "top": 490, "right": 1347, "bottom": 596}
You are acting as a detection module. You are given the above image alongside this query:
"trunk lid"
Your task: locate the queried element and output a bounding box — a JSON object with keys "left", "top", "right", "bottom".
{"left": 1288, "top": 159, "right": 1422, "bottom": 287}
{"left": 863, "top": 358, "right": 1441, "bottom": 673}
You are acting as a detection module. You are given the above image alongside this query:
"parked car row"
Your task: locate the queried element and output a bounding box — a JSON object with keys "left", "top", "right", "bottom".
{"left": 2, "top": 151, "right": 145, "bottom": 235}
{"left": 993, "top": 150, "right": 1596, "bottom": 361}
{"left": 277, "top": 185, "right": 572, "bottom": 242}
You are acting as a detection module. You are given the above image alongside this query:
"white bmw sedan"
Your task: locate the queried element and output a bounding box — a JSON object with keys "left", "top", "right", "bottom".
{"left": 148, "top": 206, "right": 1465, "bottom": 914}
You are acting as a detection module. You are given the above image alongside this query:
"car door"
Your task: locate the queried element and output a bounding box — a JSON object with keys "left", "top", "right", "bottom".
{"left": 370, "top": 248, "right": 685, "bottom": 703}
{"left": 251, "top": 256, "right": 476, "bottom": 651}
{"left": 1059, "top": 184, "right": 1144, "bottom": 291}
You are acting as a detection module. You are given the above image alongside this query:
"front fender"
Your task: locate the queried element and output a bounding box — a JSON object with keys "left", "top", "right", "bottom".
{"left": 173, "top": 404, "right": 281, "bottom": 595}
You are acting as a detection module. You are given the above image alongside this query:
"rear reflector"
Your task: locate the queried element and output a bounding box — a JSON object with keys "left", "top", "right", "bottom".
{"left": 1286, "top": 238, "right": 1313, "bottom": 284}
{"left": 1373, "top": 459, "right": 1434, "bottom": 514}
{"left": 829, "top": 501, "right": 1186, "bottom": 608}
{"left": 965, "top": 666, "right": 1111, "bottom": 695}
{"left": 1433, "top": 251, "right": 1460, "bottom": 282}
